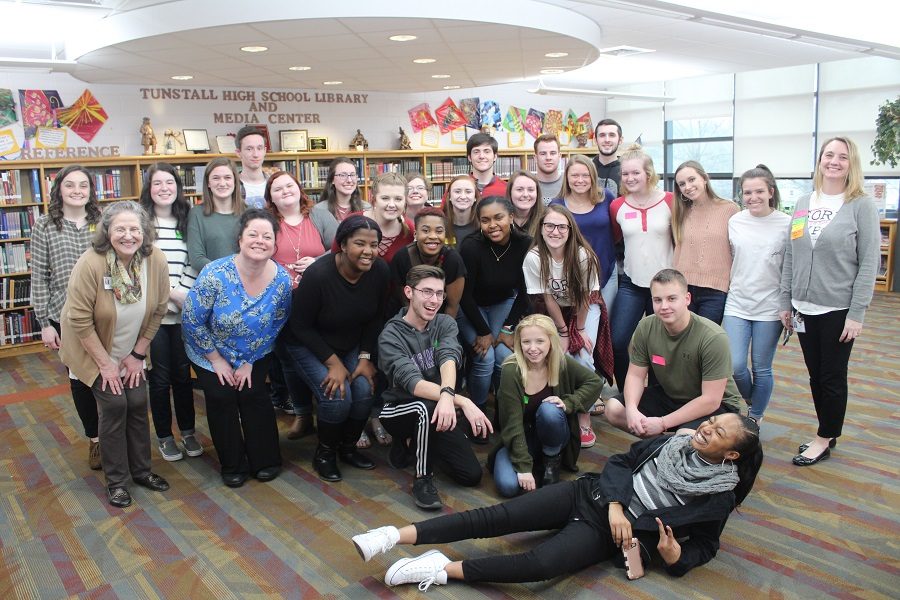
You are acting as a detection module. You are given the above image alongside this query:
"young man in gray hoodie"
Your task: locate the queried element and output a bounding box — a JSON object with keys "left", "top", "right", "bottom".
{"left": 378, "top": 265, "right": 492, "bottom": 510}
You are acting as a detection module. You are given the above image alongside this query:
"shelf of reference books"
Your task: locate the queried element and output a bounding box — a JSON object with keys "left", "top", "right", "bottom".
{"left": 0, "top": 147, "right": 597, "bottom": 355}
{"left": 876, "top": 219, "right": 896, "bottom": 293}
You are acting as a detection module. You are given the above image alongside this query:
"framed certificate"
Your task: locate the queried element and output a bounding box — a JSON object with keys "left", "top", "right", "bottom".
{"left": 280, "top": 129, "right": 308, "bottom": 152}
{"left": 308, "top": 136, "right": 328, "bottom": 151}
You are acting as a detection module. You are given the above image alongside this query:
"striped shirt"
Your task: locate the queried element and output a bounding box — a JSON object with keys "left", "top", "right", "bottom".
{"left": 153, "top": 216, "right": 197, "bottom": 325}
{"left": 627, "top": 450, "right": 711, "bottom": 521}
{"left": 31, "top": 215, "right": 96, "bottom": 328}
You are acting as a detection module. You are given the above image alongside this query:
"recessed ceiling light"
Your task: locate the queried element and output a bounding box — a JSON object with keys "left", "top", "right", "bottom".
{"left": 289, "top": 66, "right": 311, "bottom": 71}
{"left": 389, "top": 34, "right": 417, "bottom": 42}
{"left": 240, "top": 45, "right": 268, "bottom": 53}
{"left": 545, "top": 52, "right": 569, "bottom": 58}
{"left": 171, "top": 75, "right": 193, "bottom": 80}
{"left": 431, "top": 74, "right": 450, "bottom": 79}
{"left": 540, "top": 68, "right": 565, "bottom": 74}
{"left": 413, "top": 58, "right": 436, "bottom": 64}
{"left": 323, "top": 81, "right": 342, "bottom": 85}
{"left": 443, "top": 85, "right": 460, "bottom": 90}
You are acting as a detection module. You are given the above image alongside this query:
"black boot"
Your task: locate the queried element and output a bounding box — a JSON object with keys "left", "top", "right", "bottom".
{"left": 541, "top": 453, "right": 561, "bottom": 487}
{"left": 313, "top": 421, "right": 342, "bottom": 482}
{"left": 339, "top": 418, "right": 376, "bottom": 470}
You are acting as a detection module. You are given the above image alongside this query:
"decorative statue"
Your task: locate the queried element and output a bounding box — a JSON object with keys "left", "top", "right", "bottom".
{"left": 349, "top": 129, "right": 369, "bottom": 151}
{"left": 480, "top": 124, "right": 492, "bottom": 136}
{"left": 140, "top": 117, "right": 157, "bottom": 155}
{"left": 398, "top": 127, "right": 412, "bottom": 150}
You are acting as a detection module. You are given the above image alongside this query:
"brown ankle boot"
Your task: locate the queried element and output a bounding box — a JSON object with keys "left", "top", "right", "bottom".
{"left": 286, "top": 414, "right": 313, "bottom": 440}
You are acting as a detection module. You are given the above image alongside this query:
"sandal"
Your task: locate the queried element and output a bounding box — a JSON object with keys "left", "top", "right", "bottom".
{"left": 590, "top": 399, "right": 605, "bottom": 416}
{"left": 370, "top": 417, "right": 393, "bottom": 446}
{"left": 356, "top": 430, "right": 372, "bottom": 449}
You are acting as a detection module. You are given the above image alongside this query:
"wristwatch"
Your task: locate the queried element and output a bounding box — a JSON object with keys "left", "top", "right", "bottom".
{"left": 358, "top": 352, "right": 372, "bottom": 361}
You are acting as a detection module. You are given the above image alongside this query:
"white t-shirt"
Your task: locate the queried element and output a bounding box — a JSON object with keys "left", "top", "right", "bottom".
{"left": 724, "top": 209, "right": 791, "bottom": 320}
{"left": 523, "top": 247, "right": 599, "bottom": 307}
{"left": 242, "top": 179, "right": 267, "bottom": 209}
{"left": 615, "top": 196, "right": 674, "bottom": 287}
{"left": 793, "top": 192, "right": 848, "bottom": 315}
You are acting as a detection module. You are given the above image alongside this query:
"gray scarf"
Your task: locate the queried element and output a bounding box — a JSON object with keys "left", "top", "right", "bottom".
{"left": 655, "top": 434, "right": 738, "bottom": 496}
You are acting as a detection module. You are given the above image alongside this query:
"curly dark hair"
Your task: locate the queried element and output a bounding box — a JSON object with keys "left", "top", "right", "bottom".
{"left": 48, "top": 165, "right": 102, "bottom": 231}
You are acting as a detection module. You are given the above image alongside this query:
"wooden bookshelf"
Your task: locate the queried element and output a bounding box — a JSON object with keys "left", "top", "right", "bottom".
{"left": 876, "top": 219, "right": 897, "bottom": 293}
{"left": 0, "top": 147, "right": 594, "bottom": 356}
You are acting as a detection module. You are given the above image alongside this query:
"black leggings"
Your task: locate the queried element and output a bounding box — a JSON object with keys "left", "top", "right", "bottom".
{"left": 414, "top": 479, "right": 616, "bottom": 583}
{"left": 52, "top": 320, "right": 98, "bottom": 438}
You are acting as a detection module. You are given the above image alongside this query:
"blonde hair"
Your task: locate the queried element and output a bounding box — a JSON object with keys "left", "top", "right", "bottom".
{"left": 504, "top": 314, "right": 564, "bottom": 387}
{"left": 618, "top": 143, "right": 659, "bottom": 190}
{"left": 814, "top": 137, "right": 865, "bottom": 202}
{"left": 559, "top": 154, "right": 603, "bottom": 205}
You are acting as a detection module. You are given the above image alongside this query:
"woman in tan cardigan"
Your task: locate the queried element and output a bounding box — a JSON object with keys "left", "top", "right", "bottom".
{"left": 60, "top": 201, "right": 170, "bottom": 508}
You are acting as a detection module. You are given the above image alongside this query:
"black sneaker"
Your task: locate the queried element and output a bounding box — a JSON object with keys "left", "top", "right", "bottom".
{"left": 412, "top": 475, "right": 442, "bottom": 511}
{"left": 389, "top": 440, "right": 411, "bottom": 469}
{"left": 272, "top": 398, "right": 295, "bottom": 415}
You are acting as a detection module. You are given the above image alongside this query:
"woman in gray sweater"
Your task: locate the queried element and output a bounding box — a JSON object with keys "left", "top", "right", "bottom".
{"left": 779, "top": 136, "right": 880, "bottom": 467}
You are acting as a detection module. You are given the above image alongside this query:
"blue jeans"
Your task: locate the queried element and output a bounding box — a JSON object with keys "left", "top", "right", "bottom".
{"left": 284, "top": 344, "right": 373, "bottom": 424}
{"left": 688, "top": 285, "right": 727, "bottom": 325}
{"left": 722, "top": 316, "right": 783, "bottom": 420}
{"left": 457, "top": 296, "right": 516, "bottom": 408}
{"left": 493, "top": 403, "right": 569, "bottom": 498}
{"left": 610, "top": 272, "right": 653, "bottom": 389}
{"left": 600, "top": 262, "right": 618, "bottom": 315}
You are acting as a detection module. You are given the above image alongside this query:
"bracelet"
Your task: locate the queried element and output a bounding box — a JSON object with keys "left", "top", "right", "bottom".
{"left": 440, "top": 386, "right": 456, "bottom": 397}
{"left": 130, "top": 350, "right": 146, "bottom": 360}
{"left": 499, "top": 326, "right": 514, "bottom": 335}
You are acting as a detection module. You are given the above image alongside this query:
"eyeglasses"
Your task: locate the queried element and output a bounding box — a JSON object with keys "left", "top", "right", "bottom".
{"left": 112, "top": 226, "right": 143, "bottom": 236}
{"left": 412, "top": 287, "right": 445, "bottom": 300}
{"left": 407, "top": 185, "right": 427, "bottom": 192}
{"left": 334, "top": 173, "right": 358, "bottom": 181}
{"left": 542, "top": 222, "right": 570, "bottom": 233}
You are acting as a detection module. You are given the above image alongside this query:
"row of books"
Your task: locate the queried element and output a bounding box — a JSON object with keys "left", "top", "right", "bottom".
{"left": 0, "top": 242, "right": 30, "bottom": 274}
{"left": 0, "top": 277, "right": 30, "bottom": 309}
{"left": 44, "top": 168, "right": 126, "bottom": 201}
{"left": 0, "top": 308, "right": 39, "bottom": 346}
{"left": 425, "top": 157, "right": 470, "bottom": 180}
{"left": 367, "top": 159, "right": 421, "bottom": 180}
{"left": 0, "top": 169, "right": 42, "bottom": 205}
{"left": 0, "top": 206, "right": 41, "bottom": 239}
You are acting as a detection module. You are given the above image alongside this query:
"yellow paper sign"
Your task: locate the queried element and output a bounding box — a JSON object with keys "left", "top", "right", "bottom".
{"left": 36, "top": 126, "right": 67, "bottom": 149}
{"left": 0, "top": 128, "right": 21, "bottom": 157}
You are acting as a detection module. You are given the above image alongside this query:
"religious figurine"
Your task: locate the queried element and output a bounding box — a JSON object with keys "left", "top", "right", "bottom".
{"left": 398, "top": 127, "right": 412, "bottom": 150}
{"left": 349, "top": 129, "right": 368, "bottom": 151}
{"left": 480, "top": 124, "right": 492, "bottom": 136}
{"left": 163, "top": 129, "right": 179, "bottom": 155}
{"left": 140, "top": 117, "right": 157, "bottom": 155}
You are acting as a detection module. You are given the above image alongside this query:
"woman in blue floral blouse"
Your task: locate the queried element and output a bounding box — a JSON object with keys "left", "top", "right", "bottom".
{"left": 183, "top": 208, "right": 292, "bottom": 488}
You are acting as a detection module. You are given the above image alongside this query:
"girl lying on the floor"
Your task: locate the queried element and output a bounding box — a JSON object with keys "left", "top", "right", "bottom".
{"left": 352, "top": 412, "right": 762, "bottom": 590}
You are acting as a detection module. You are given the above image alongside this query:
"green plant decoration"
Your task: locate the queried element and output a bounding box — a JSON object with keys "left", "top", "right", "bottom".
{"left": 871, "top": 96, "right": 900, "bottom": 168}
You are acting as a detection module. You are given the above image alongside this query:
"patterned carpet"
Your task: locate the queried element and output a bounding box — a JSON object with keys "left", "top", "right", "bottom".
{"left": 1, "top": 294, "right": 898, "bottom": 599}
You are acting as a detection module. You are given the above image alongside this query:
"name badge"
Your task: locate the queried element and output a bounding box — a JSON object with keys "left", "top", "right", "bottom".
{"left": 625, "top": 211, "right": 638, "bottom": 220}
{"left": 651, "top": 354, "right": 666, "bottom": 366}
{"left": 175, "top": 230, "right": 183, "bottom": 240}
{"left": 103, "top": 276, "right": 112, "bottom": 290}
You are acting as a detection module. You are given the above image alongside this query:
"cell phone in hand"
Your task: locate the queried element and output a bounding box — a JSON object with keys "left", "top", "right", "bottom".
{"left": 622, "top": 537, "right": 645, "bottom": 580}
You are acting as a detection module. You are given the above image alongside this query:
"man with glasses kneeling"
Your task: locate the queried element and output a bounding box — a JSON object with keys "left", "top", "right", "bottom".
{"left": 377, "top": 265, "right": 492, "bottom": 510}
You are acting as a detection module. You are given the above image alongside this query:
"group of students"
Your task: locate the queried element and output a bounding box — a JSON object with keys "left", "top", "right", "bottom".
{"left": 31, "top": 121, "right": 878, "bottom": 589}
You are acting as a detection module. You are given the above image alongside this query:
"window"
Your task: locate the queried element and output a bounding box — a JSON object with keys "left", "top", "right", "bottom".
{"left": 663, "top": 117, "right": 734, "bottom": 196}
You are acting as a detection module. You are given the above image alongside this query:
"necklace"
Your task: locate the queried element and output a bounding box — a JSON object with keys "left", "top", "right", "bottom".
{"left": 490, "top": 240, "right": 512, "bottom": 262}
{"left": 283, "top": 218, "right": 304, "bottom": 260}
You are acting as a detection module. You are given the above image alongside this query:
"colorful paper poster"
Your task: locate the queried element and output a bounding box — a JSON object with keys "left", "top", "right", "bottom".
{"left": 525, "top": 108, "right": 545, "bottom": 139}
{"left": 19, "top": 89, "right": 63, "bottom": 139}
{"left": 544, "top": 109, "right": 563, "bottom": 135}
{"left": 503, "top": 106, "right": 526, "bottom": 133}
{"left": 35, "top": 127, "right": 67, "bottom": 149}
{"left": 564, "top": 109, "right": 579, "bottom": 136}
{"left": 479, "top": 100, "right": 501, "bottom": 130}
{"left": 0, "top": 129, "right": 21, "bottom": 157}
{"left": 408, "top": 103, "right": 437, "bottom": 133}
{"left": 435, "top": 97, "right": 468, "bottom": 134}
{"left": 57, "top": 89, "right": 108, "bottom": 143}
{"left": 0, "top": 89, "right": 16, "bottom": 128}
{"left": 459, "top": 97, "right": 480, "bottom": 129}
{"left": 576, "top": 112, "right": 594, "bottom": 142}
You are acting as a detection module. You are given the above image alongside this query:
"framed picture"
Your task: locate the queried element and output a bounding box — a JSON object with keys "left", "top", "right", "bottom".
{"left": 215, "top": 135, "right": 236, "bottom": 153}
{"left": 183, "top": 129, "right": 210, "bottom": 153}
{"left": 308, "top": 136, "right": 328, "bottom": 151}
{"left": 280, "top": 129, "right": 308, "bottom": 152}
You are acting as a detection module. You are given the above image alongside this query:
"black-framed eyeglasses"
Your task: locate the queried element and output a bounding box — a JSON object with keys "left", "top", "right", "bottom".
{"left": 412, "top": 287, "right": 445, "bottom": 300}
{"left": 542, "top": 222, "right": 570, "bottom": 233}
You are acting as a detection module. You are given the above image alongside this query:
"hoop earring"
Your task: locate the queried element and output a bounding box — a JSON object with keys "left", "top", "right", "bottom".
{"left": 721, "top": 458, "right": 735, "bottom": 474}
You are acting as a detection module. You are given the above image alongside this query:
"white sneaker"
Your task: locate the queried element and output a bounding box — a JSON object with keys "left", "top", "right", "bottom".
{"left": 352, "top": 526, "right": 400, "bottom": 562}
{"left": 384, "top": 550, "right": 450, "bottom": 591}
